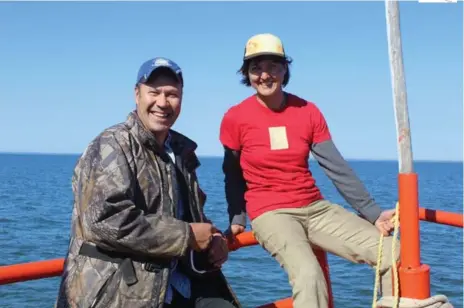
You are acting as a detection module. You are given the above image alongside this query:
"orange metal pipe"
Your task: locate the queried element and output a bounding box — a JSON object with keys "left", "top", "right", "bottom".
{"left": 399, "top": 173, "right": 421, "bottom": 268}
{"left": 1, "top": 235, "right": 260, "bottom": 286}
{"left": 398, "top": 173, "right": 431, "bottom": 299}
{"left": 0, "top": 205, "right": 461, "bottom": 305}
{"left": 257, "top": 297, "right": 293, "bottom": 308}
{"left": 418, "top": 207, "right": 463, "bottom": 228}
{"left": 0, "top": 211, "right": 461, "bottom": 306}
{"left": 0, "top": 258, "right": 64, "bottom": 285}
{"left": 0, "top": 231, "right": 334, "bottom": 308}
{"left": 228, "top": 231, "right": 259, "bottom": 251}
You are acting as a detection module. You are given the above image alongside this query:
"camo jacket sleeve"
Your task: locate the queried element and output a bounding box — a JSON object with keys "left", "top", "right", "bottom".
{"left": 75, "top": 130, "right": 193, "bottom": 259}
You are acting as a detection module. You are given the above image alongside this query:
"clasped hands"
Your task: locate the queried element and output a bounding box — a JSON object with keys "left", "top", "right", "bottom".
{"left": 189, "top": 223, "right": 229, "bottom": 269}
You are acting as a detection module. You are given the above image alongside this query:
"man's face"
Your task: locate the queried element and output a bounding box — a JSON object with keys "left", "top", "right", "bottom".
{"left": 135, "top": 71, "right": 182, "bottom": 141}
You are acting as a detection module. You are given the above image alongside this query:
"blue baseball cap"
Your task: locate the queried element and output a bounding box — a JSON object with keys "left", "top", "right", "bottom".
{"left": 136, "top": 57, "right": 183, "bottom": 86}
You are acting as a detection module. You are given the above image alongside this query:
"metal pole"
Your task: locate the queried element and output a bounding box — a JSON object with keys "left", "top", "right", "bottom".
{"left": 384, "top": 0, "right": 431, "bottom": 300}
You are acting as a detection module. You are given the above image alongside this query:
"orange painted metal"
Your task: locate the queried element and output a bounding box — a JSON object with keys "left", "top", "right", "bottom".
{"left": 2, "top": 208, "right": 463, "bottom": 306}
{"left": 257, "top": 297, "right": 293, "bottom": 308}
{"left": 418, "top": 207, "right": 463, "bottom": 228}
{"left": 0, "top": 231, "right": 334, "bottom": 308}
{"left": 398, "top": 264, "right": 431, "bottom": 299}
{"left": 399, "top": 173, "right": 421, "bottom": 268}
{"left": 228, "top": 231, "right": 259, "bottom": 251}
{"left": 398, "top": 173, "right": 430, "bottom": 299}
{"left": 0, "top": 258, "right": 64, "bottom": 285}
{"left": 0, "top": 232, "right": 259, "bottom": 287}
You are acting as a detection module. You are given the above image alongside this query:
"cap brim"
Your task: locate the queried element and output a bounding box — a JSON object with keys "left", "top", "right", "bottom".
{"left": 138, "top": 65, "right": 183, "bottom": 85}
{"left": 244, "top": 52, "right": 286, "bottom": 61}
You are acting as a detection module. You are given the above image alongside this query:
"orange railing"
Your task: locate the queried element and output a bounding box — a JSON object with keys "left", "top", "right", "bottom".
{"left": 0, "top": 206, "right": 462, "bottom": 307}
{"left": 0, "top": 231, "right": 330, "bottom": 308}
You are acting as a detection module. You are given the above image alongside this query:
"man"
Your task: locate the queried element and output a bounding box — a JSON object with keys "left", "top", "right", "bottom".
{"left": 55, "top": 57, "right": 240, "bottom": 308}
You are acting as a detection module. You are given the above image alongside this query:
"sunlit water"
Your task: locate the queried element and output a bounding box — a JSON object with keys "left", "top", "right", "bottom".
{"left": 0, "top": 154, "right": 462, "bottom": 307}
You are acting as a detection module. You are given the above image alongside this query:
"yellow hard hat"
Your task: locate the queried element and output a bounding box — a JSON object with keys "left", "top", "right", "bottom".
{"left": 243, "top": 33, "right": 286, "bottom": 61}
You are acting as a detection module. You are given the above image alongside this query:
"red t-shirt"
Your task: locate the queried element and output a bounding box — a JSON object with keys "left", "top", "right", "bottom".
{"left": 219, "top": 93, "right": 332, "bottom": 221}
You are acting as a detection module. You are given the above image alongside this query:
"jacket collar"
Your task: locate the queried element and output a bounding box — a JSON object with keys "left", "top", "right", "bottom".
{"left": 125, "top": 111, "right": 198, "bottom": 157}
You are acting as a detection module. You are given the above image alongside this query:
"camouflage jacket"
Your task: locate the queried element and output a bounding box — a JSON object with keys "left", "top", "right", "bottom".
{"left": 55, "top": 111, "right": 240, "bottom": 308}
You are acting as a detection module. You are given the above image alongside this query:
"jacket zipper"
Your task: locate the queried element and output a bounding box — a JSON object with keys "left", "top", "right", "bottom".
{"left": 166, "top": 164, "right": 176, "bottom": 217}
{"left": 192, "top": 178, "right": 203, "bottom": 222}
{"left": 152, "top": 156, "right": 172, "bottom": 308}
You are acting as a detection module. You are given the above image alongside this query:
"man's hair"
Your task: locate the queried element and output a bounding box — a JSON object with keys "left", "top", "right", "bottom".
{"left": 237, "top": 56, "right": 292, "bottom": 87}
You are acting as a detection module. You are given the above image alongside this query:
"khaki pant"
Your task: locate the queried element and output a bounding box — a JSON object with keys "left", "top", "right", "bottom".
{"left": 251, "top": 200, "right": 400, "bottom": 308}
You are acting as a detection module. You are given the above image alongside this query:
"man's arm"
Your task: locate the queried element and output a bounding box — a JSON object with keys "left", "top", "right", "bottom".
{"left": 77, "top": 133, "right": 193, "bottom": 259}
{"left": 222, "top": 146, "right": 247, "bottom": 227}
{"left": 311, "top": 140, "right": 382, "bottom": 224}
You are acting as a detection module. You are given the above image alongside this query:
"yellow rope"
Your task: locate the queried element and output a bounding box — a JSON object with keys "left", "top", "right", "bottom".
{"left": 372, "top": 201, "right": 401, "bottom": 308}
{"left": 371, "top": 202, "right": 453, "bottom": 308}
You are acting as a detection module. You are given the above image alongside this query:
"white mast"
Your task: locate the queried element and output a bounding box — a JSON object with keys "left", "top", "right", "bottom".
{"left": 385, "top": 0, "right": 414, "bottom": 173}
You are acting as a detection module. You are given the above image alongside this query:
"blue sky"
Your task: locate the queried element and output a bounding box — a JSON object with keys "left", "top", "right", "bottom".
{"left": 0, "top": 1, "right": 462, "bottom": 161}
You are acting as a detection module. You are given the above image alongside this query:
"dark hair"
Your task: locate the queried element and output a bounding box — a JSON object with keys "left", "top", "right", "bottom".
{"left": 238, "top": 55, "right": 292, "bottom": 87}
{"left": 142, "top": 67, "right": 184, "bottom": 87}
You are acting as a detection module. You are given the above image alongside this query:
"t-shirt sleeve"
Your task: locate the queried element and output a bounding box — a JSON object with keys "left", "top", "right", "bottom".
{"left": 219, "top": 109, "right": 242, "bottom": 151}
{"left": 309, "top": 103, "right": 332, "bottom": 144}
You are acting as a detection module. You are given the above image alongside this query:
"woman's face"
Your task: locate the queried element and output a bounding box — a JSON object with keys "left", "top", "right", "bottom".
{"left": 248, "top": 57, "right": 287, "bottom": 97}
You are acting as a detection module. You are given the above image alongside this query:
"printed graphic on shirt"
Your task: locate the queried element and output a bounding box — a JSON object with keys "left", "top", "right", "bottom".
{"left": 268, "top": 126, "right": 289, "bottom": 150}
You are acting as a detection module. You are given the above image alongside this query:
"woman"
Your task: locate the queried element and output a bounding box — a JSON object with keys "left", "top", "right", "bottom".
{"left": 219, "top": 33, "right": 400, "bottom": 308}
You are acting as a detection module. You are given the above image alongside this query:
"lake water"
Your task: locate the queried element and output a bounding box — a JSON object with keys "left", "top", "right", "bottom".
{"left": 0, "top": 153, "right": 462, "bottom": 307}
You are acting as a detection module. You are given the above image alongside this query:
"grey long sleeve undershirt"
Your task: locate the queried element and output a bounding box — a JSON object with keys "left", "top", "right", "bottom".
{"left": 222, "top": 148, "right": 247, "bottom": 227}
{"left": 311, "top": 140, "right": 382, "bottom": 224}
{"left": 224, "top": 140, "right": 382, "bottom": 228}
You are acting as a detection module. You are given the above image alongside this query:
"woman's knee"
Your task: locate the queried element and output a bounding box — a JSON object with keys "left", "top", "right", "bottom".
{"left": 279, "top": 249, "right": 326, "bottom": 284}
{"left": 252, "top": 215, "right": 309, "bottom": 259}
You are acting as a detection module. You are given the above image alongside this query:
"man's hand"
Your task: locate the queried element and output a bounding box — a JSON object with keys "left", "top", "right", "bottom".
{"left": 189, "top": 223, "right": 217, "bottom": 251}
{"left": 374, "top": 209, "right": 396, "bottom": 236}
{"left": 207, "top": 233, "right": 229, "bottom": 268}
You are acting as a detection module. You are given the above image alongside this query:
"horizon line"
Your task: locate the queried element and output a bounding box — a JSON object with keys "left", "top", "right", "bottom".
{"left": 0, "top": 151, "right": 462, "bottom": 164}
